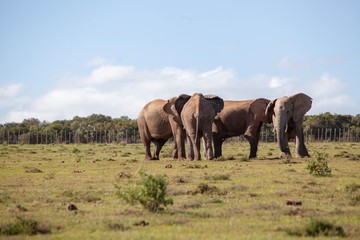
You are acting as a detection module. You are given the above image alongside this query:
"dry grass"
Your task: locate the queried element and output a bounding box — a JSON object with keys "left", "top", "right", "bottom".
{"left": 0, "top": 142, "right": 359, "bottom": 239}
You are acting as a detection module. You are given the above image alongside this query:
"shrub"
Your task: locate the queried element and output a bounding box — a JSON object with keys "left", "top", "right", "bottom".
{"left": 116, "top": 173, "right": 173, "bottom": 212}
{"left": 204, "top": 174, "right": 230, "bottom": 181}
{"left": 24, "top": 167, "right": 43, "bottom": 173}
{"left": 345, "top": 183, "right": 360, "bottom": 205}
{"left": 307, "top": 151, "right": 331, "bottom": 176}
{"left": 0, "top": 217, "right": 51, "bottom": 236}
{"left": 286, "top": 219, "right": 345, "bottom": 237}
{"left": 72, "top": 148, "right": 80, "bottom": 153}
{"left": 193, "top": 183, "right": 224, "bottom": 195}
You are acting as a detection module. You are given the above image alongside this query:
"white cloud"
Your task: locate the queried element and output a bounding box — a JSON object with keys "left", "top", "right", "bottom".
{"left": 306, "top": 73, "right": 356, "bottom": 114}
{"left": 1, "top": 63, "right": 357, "bottom": 123}
{"left": 311, "top": 73, "right": 345, "bottom": 96}
{"left": 269, "top": 77, "right": 289, "bottom": 88}
{"left": 0, "top": 83, "right": 25, "bottom": 110}
{"left": 0, "top": 83, "right": 23, "bottom": 98}
{"left": 85, "top": 65, "right": 135, "bottom": 84}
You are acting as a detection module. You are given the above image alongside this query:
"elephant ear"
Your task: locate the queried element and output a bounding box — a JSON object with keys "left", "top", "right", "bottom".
{"left": 204, "top": 94, "right": 224, "bottom": 114}
{"left": 265, "top": 98, "right": 277, "bottom": 122}
{"left": 175, "top": 94, "right": 191, "bottom": 115}
{"left": 250, "top": 98, "right": 271, "bottom": 123}
{"left": 289, "top": 93, "right": 312, "bottom": 122}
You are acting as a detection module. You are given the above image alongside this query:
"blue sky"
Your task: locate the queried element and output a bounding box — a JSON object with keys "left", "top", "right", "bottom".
{"left": 1, "top": 0, "right": 359, "bottom": 123}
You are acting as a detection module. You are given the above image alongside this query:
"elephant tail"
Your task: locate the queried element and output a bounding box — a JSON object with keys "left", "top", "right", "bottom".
{"left": 195, "top": 101, "right": 200, "bottom": 146}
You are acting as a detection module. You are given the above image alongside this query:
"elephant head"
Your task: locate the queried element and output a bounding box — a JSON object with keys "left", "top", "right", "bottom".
{"left": 162, "top": 94, "right": 191, "bottom": 160}
{"left": 203, "top": 94, "right": 224, "bottom": 115}
{"left": 265, "top": 93, "right": 312, "bottom": 157}
{"left": 163, "top": 94, "right": 191, "bottom": 124}
{"left": 250, "top": 98, "right": 272, "bottom": 123}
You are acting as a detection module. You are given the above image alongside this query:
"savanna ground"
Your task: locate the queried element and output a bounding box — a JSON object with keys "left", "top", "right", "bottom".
{"left": 0, "top": 141, "right": 360, "bottom": 239}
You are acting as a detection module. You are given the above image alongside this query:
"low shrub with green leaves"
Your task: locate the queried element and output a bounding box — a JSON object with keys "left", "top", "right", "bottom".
{"left": 286, "top": 218, "right": 346, "bottom": 237}
{"left": 116, "top": 173, "right": 173, "bottom": 212}
{"left": 0, "top": 217, "right": 51, "bottom": 236}
{"left": 307, "top": 151, "right": 331, "bottom": 176}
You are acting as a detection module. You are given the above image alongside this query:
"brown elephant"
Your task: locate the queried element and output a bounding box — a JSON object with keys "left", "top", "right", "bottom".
{"left": 162, "top": 94, "right": 192, "bottom": 160}
{"left": 265, "top": 93, "right": 312, "bottom": 158}
{"left": 212, "top": 98, "right": 271, "bottom": 159}
{"left": 138, "top": 95, "right": 191, "bottom": 160}
{"left": 137, "top": 99, "right": 173, "bottom": 160}
{"left": 181, "top": 93, "right": 224, "bottom": 160}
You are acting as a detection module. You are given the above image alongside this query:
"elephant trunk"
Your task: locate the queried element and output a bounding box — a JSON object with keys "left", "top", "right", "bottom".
{"left": 275, "top": 114, "right": 291, "bottom": 156}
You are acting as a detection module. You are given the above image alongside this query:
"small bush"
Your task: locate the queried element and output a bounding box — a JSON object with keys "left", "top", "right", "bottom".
{"left": 307, "top": 151, "right": 331, "bottom": 176}
{"left": 204, "top": 174, "right": 230, "bottom": 181}
{"left": 193, "top": 183, "right": 224, "bottom": 195}
{"left": 116, "top": 173, "right": 173, "bottom": 212}
{"left": 345, "top": 183, "right": 360, "bottom": 205}
{"left": 286, "top": 219, "right": 345, "bottom": 237}
{"left": 72, "top": 148, "right": 80, "bottom": 153}
{"left": 345, "top": 183, "right": 360, "bottom": 193}
{"left": 185, "top": 164, "right": 207, "bottom": 169}
{"left": 24, "top": 167, "right": 43, "bottom": 173}
{"left": 0, "top": 217, "right": 51, "bottom": 236}
{"left": 106, "top": 222, "right": 128, "bottom": 231}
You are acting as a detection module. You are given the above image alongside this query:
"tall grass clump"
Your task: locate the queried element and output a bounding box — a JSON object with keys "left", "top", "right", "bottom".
{"left": 116, "top": 173, "right": 173, "bottom": 212}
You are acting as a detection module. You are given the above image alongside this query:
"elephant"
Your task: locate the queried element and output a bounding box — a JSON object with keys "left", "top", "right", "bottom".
{"left": 212, "top": 98, "right": 271, "bottom": 159}
{"left": 180, "top": 93, "right": 224, "bottom": 160}
{"left": 265, "top": 93, "right": 312, "bottom": 158}
{"left": 162, "top": 94, "right": 192, "bottom": 160}
{"left": 138, "top": 95, "right": 191, "bottom": 160}
{"left": 137, "top": 99, "right": 174, "bottom": 160}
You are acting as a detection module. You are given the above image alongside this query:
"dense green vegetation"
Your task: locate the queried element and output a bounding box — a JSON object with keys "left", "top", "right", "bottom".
{"left": 1, "top": 112, "right": 360, "bottom": 144}
{"left": 0, "top": 114, "right": 138, "bottom": 144}
{"left": 0, "top": 142, "right": 360, "bottom": 239}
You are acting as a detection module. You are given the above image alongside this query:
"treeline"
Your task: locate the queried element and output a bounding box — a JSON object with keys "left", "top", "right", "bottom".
{"left": 0, "top": 112, "right": 360, "bottom": 144}
{"left": 0, "top": 114, "right": 138, "bottom": 144}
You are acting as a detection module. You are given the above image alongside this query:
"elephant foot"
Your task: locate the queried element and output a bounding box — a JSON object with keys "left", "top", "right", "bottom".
{"left": 149, "top": 157, "right": 160, "bottom": 161}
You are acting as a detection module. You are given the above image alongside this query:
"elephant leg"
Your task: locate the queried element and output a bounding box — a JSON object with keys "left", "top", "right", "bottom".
{"left": 295, "top": 123, "right": 310, "bottom": 157}
{"left": 202, "top": 138, "right": 206, "bottom": 159}
{"left": 172, "top": 141, "right": 178, "bottom": 159}
{"left": 143, "top": 139, "right": 152, "bottom": 160}
{"left": 203, "top": 131, "right": 213, "bottom": 160}
{"left": 194, "top": 136, "right": 201, "bottom": 160}
{"left": 245, "top": 125, "right": 259, "bottom": 159}
{"left": 213, "top": 134, "right": 224, "bottom": 158}
{"left": 176, "top": 130, "right": 187, "bottom": 160}
{"left": 153, "top": 139, "right": 167, "bottom": 160}
{"left": 186, "top": 135, "right": 194, "bottom": 160}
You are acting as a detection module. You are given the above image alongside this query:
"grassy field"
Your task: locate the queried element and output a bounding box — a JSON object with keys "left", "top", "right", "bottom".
{"left": 0, "top": 141, "right": 360, "bottom": 239}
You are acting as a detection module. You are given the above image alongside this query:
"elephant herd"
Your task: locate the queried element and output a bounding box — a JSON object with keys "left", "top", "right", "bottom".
{"left": 137, "top": 92, "right": 312, "bottom": 161}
